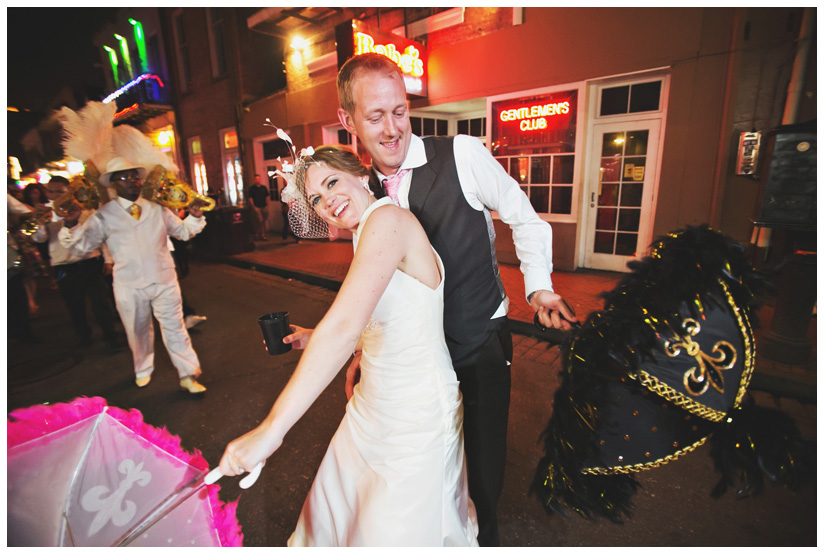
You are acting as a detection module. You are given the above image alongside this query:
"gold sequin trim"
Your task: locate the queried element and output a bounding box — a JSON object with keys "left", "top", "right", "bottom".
{"left": 631, "top": 280, "right": 755, "bottom": 422}
{"left": 581, "top": 435, "right": 708, "bottom": 475}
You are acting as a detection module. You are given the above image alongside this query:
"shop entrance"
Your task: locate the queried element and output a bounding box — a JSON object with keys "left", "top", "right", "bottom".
{"left": 582, "top": 118, "right": 661, "bottom": 272}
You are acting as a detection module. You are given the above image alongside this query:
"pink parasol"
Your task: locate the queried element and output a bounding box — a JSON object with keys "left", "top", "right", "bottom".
{"left": 7, "top": 396, "right": 243, "bottom": 547}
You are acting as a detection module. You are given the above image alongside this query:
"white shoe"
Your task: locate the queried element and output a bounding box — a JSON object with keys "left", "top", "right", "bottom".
{"left": 180, "top": 376, "right": 207, "bottom": 394}
{"left": 185, "top": 315, "right": 207, "bottom": 329}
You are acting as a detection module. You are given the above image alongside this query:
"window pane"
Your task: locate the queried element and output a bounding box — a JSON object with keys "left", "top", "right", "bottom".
{"left": 457, "top": 120, "right": 469, "bottom": 135}
{"left": 423, "top": 118, "right": 435, "bottom": 136}
{"left": 552, "top": 155, "right": 574, "bottom": 184}
{"left": 624, "top": 130, "right": 649, "bottom": 156}
{"left": 600, "top": 85, "right": 629, "bottom": 116}
{"left": 618, "top": 208, "right": 640, "bottom": 232}
{"left": 437, "top": 119, "right": 448, "bottom": 136}
{"left": 629, "top": 81, "right": 661, "bottom": 113}
{"left": 531, "top": 156, "right": 551, "bottom": 184}
{"left": 623, "top": 157, "right": 647, "bottom": 182}
{"left": 263, "top": 138, "right": 290, "bottom": 159}
{"left": 510, "top": 157, "right": 529, "bottom": 184}
{"left": 551, "top": 186, "right": 572, "bottom": 214}
{"left": 594, "top": 231, "right": 614, "bottom": 254}
{"left": 596, "top": 207, "right": 617, "bottom": 230}
{"left": 337, "top": 129, "right": 352, "bottom": 145}
{"left": 470, "top": 118, "right": 482, "bottom": 137}
{"left": 600, "top": 157, "right": 622, "bottom": 182}
{"left": 530, "top": 186, "right": 550, "bottom": 214}
{"left": 602, "top": 133, "right": 624, "bottom": 157}
{"left": 599, "top": 182, "right": 619, "bottom": 206}
{"left": 410, "top": 117, "right": 422, "bottom": 136}
{"left": 621, "top": 182, "right": 643, "bottom": 207}
{"left": 495, "top": 157, "right": 508, "bottom": 172}
{"left": 615, "top": 232, "right": 638, "bottom": 255}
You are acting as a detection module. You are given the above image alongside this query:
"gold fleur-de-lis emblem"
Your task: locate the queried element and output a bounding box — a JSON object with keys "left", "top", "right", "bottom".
{"left": 664, "top": 318, "right": 737, "bottom": 396}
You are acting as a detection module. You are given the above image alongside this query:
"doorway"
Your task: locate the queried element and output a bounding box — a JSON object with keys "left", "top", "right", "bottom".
{"left": 583, "top": 118, "right": 661, "bottom": 271}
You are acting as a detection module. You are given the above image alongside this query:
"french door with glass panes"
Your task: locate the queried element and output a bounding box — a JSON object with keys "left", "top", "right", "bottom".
{"left": 583, "top": 118, "right": 661, "bottom": 271}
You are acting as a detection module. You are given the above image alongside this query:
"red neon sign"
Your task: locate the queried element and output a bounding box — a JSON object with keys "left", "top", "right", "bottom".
{"left": 355, "top": 33, "right": 424, "bottom": 78}
{"left": 499, "top": 101, "right": 571, "bottom": 131}
{"left": 345, "top": 19, "right": 428, "bottom": 97}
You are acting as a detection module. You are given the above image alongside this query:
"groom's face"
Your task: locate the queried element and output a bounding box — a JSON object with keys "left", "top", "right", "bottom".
{"left": 338, "top": 71, "right": 411, "bottom": 177}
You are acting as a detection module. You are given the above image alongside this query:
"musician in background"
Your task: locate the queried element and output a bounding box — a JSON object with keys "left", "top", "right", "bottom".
{"left": 7, "top": 190, "right": 38, "bottom": 344}
{"left": 59, "top": 158, "right": 209, "bottom": 394}
{"left": 31, "top": 176, "right": 121, "bottom": 353}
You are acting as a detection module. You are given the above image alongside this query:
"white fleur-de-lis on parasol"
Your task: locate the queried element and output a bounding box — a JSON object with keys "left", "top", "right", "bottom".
{"left": 80, "top": 459, "right": 152, "bottom": 536}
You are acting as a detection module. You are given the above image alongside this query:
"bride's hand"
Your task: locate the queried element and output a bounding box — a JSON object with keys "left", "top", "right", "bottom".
{"left": 282, "top": 325, "right": 313, "bottom": 350}
{"left": 217, "top": 425, "right": 281, "bottom": 478}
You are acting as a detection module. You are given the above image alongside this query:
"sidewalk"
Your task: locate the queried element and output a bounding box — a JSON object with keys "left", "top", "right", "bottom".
{"left": 200, "top": 235, "right": 816, "bottom": 405}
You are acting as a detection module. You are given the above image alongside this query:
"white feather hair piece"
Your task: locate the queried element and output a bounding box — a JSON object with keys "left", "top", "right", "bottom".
{"left": 57, "top": 101, "right": 117, "bottom": 170}
{"left": 111, "top": 124, "right": 179, "bottom": 174}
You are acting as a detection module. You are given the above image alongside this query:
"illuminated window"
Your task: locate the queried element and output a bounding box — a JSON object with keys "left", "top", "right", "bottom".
{"left": 220, "top": 127, "right": 243, "bottom": 206}
{"left": 188, "top": 137, "right": 207, "bottom": 195}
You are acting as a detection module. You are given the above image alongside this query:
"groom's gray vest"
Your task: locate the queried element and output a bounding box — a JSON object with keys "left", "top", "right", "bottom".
{"left": 406, "top": 136, "right": 506, "bottom": 348}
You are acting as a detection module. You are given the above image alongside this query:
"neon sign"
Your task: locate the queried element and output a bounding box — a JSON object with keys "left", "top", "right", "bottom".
{"left": 499, "top": 101, "right": 571, "bottom": 132}
{"left": 354, "top": 32, "right": 424, "bottom": 78}
{"left": 102, "top": 73, "right": 165, "bottom": 104}
{"left": 338, "top": 19, "right": 428, "bottom": 97}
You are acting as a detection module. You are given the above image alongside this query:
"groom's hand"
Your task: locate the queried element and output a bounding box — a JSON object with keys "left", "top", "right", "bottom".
{"left": 345, "top": 351, "right": 362, "bottom": 400}
{"left": 530, "top": 289, "right": 579, "bottom": 330}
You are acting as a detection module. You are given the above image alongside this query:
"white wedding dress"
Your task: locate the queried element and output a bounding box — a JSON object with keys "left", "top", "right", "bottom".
{"left": 288, "top": 198, "right": 478, "bottom": 547}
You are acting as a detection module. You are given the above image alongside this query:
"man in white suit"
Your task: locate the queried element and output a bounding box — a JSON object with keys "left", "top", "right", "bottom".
{"left": 60, "top": 157, "right": 208, "bottom": 394}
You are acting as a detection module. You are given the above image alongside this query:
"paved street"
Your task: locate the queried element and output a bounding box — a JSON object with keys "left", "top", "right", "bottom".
{"left": 7, "top": 260, "right": 817, "bottom": 546}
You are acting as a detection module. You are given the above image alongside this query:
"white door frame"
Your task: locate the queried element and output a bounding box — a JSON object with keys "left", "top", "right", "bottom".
{"left": 578, "top": 72, "right": 669, "bottom": 271}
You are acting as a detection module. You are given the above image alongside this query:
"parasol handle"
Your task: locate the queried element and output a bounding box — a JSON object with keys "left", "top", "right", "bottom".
{"left": 204, "top": 461, "right": 263, "bottom": 489}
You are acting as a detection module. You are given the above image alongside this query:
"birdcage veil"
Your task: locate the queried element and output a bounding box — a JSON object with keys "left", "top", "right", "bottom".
{"left": 265, "top": 119, "right": 329, "bottom": 239}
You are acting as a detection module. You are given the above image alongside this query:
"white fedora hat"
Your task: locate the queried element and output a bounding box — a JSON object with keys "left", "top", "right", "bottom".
{"left": 99, "top": 157, "right": 147, "bottom": 187}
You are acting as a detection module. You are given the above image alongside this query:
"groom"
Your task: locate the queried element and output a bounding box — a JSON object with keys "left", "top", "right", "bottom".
{"left": 336, "top": 53, "right": 577, "bottom": 546}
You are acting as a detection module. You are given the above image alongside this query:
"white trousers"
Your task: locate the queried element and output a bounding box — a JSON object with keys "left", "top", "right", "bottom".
{"left": 113, "top": 280, "right": 201, "bottom": 380}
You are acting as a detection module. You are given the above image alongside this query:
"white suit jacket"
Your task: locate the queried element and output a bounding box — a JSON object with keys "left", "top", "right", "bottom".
{"left": 59, "top": 197, "right": 206, "bottom": 289}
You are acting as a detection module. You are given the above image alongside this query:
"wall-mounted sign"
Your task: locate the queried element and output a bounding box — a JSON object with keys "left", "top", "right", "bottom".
{"left": 491, "top": 90, "right": 578, "bottom": 157}
{"left": 336, "top": 19, "right": 428, "bottom": 97}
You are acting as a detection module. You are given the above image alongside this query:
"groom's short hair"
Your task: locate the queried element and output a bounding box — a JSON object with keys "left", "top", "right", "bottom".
{"left": 337, "top": 53, "right": 404, "bottom": 114}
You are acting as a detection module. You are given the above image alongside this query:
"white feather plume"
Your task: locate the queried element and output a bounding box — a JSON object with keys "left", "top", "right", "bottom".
{"left": 111, "top": 124, "right": 179, "bottom": 174}
{"left": 57, "top": 101, "right": 116, "bottom": 169}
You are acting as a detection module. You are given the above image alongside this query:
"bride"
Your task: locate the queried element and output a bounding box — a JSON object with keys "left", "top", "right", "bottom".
{"left": 216, "top": 145, "right": 478, "bottom": 546}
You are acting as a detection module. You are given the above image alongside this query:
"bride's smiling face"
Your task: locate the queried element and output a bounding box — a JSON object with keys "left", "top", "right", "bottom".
{"left": 304, "top": 162, "right": 372, "bottom": 231}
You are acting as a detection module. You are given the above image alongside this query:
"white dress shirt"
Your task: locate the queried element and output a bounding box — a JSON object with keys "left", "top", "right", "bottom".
{"left": 58, "top": 196, "right": 205, "bottom": 289}
{"left": 375, "top": 134, "right": 555, "bottom": 317}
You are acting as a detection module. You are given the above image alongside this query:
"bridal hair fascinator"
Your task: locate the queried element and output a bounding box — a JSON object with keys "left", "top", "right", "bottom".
{"left": 264, "top": 119, "right": 329, "bottom": 239}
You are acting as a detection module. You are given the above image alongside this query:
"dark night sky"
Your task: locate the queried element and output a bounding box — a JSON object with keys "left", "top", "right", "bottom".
{"left": 7, "top": 7, "right": 119, "bottom": 112}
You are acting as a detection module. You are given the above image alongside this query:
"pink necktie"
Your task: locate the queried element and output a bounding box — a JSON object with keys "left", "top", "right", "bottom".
{"left": 382, "top": 169, "right": 409, "bottom": 204}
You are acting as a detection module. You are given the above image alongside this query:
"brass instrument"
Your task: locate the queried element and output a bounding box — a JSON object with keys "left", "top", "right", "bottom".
{"left": 143, "top": 165, "right": 216, "bottom": 212}
{"left": 18, "top": 173, "right": 101, "bottom": 236}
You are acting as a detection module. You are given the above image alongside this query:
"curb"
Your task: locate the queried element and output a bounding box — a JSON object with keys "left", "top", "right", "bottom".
{"left": 204, "top": 252, "right": 815, "bottom": 405}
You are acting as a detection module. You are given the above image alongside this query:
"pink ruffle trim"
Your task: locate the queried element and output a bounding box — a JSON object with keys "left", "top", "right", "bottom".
{"left": 8, "top": 396, "right": 244, "bottom": 547}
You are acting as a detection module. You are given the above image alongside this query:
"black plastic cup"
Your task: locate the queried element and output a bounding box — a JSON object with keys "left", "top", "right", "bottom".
{"left": 258, "top": 312, "right": 292, "bottom": 355}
